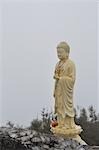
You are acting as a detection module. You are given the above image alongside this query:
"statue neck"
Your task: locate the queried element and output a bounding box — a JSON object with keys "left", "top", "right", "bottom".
{"left": 60, "top": 57, "right": 68, "bottom": 62}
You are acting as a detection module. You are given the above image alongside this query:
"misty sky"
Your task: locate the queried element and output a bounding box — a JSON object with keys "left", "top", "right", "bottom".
{"left": 0, "top": 0, "right": 98, "bottom": 126}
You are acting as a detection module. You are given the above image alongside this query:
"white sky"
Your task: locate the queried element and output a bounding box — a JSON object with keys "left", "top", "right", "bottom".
{"left": 0, "top": 0, "right": 98, "bottom": 126}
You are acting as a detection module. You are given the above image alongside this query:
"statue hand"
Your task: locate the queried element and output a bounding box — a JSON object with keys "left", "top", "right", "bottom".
{"left": 53, "top": 75, "right": 60, "bottom": 80}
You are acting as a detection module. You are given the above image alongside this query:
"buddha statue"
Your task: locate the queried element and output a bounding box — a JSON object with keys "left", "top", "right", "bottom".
{"left": 51, "top": 41, "right": 86, "bottom": 145}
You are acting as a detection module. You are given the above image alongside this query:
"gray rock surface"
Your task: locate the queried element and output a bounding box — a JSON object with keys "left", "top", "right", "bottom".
{"left": 0, "top": 127, "right": 98, "bottom": 150}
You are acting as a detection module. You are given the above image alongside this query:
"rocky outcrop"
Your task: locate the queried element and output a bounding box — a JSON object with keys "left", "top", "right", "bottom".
{"left": 0, "top": 127, "right": 98, "bottom": 150}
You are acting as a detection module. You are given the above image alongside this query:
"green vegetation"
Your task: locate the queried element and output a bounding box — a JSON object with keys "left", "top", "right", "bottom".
{"left": 75, "top": 106, "right": 99, "bottom": 145}
{"left": 30, "top": 108, "right": 52, "bottom": 134}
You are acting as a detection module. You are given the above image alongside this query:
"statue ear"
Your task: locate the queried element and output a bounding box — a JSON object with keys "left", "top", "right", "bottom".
{"left": 66, "top": 51, "right": 69, "bottom": 57}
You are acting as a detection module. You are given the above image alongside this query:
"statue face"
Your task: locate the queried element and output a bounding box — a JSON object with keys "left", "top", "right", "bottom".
{"left": 57, "top": 47, "right": 67, "bottom": 60}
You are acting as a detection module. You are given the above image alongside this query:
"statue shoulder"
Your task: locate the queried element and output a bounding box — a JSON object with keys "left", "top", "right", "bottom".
{"left": 67, "top": 59, "right": 76, "bottom": 68}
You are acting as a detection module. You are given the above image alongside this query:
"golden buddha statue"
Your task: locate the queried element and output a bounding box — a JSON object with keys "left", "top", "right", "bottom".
{"left": 51, "top": 41, "right": 86, "bottom": 145}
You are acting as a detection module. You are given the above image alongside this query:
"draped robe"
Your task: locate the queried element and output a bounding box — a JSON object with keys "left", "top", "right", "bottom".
{"left": 52, "top": 58, "right": 84, "bottom": 141}
{"left": 54, "top": 58, "right": 76, "bottom": 121}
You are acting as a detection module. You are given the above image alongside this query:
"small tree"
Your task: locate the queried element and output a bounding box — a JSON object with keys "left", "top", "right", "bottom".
{"left": 30, "top": 119, "right": 42, "bottom": 131}
{"left": 79, "top": 108, "right": 88, "bottom": 124}
{"left": 41, "top": 108, "right": 52, "bottom": 133}
{"left": 30, "top": 108, "right": 52, "bottom": 133}
{"left": 88, "top": 105, "right": 97, "bottom": 122}
{"left": 6, "top": 121, "right": 14, "bottom": 128}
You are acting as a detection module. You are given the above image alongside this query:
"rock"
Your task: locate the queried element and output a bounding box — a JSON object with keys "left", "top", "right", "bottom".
{"left": 20, "top": 136, "right": 30, "bottom": 142}
{"left": 31, "top": 137, "right": 42, "bottom": 143}
{"left": 0, "top": 127, "right": 98, "bottom": 150}
{"left": 43, "top": 144, "right": 49, "bottom": 149}
{"left": 40, "top": 135, "right": 46, "bottom": 143}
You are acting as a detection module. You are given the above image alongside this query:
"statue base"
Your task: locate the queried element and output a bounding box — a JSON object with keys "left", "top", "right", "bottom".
{"left": 51, "top": 125, "right": 87, "bottom": 145}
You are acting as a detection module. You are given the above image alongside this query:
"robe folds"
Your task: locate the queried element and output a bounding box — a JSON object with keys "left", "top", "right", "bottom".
{"left": 54, "top": 58, "right": 76, "bottom": 119}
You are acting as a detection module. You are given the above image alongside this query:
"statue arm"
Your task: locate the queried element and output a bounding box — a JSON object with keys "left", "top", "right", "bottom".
{"left": 53, "top": 62, "right": 60, "bottom": 80}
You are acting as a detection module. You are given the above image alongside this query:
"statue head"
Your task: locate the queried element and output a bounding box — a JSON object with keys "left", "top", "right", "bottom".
{"left": 56, "top": 41, "right": 70, "bottom": 60}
